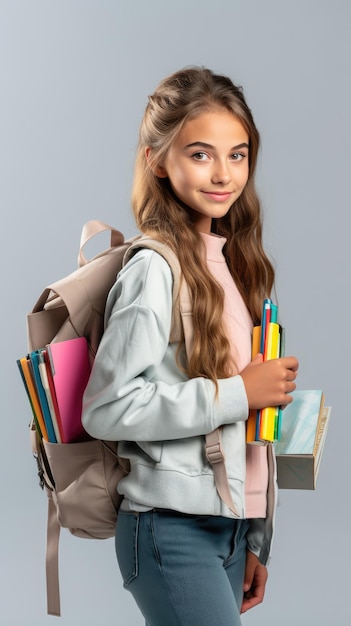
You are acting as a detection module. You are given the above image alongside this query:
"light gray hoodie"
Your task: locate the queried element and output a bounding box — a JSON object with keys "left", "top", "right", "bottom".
{"left": 82, "top": 248, "right": 277, "bottom": 565}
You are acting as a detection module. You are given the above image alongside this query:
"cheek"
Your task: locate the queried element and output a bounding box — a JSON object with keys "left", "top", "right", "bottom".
{"left": 169, "top": 166, "right": 194, "bottom": 190}
{"left": 238, "top": 166, "right": 249, "bottom": 188}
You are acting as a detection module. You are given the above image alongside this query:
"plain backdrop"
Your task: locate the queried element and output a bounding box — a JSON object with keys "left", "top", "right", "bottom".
{"left": 1, "top": 1, "right": 350, "bottom": 624}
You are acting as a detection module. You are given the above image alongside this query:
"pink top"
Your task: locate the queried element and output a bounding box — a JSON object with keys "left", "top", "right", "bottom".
{"left": 201, "top": 232, "right": 268, "bottom": 518}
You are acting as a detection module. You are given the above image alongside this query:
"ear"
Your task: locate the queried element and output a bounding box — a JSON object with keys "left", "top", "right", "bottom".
{"left": 145, "top": 147, "right": 168, "bottom": 178}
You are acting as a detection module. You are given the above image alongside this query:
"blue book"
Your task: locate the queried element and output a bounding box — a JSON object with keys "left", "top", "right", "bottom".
{"left": 274, "top": 390, "right": 324, "bottom": 455}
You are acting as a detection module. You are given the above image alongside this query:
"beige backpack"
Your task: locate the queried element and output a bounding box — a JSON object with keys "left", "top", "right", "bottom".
{"left": 21, "top": 220, "right": 238, "bottom": 616}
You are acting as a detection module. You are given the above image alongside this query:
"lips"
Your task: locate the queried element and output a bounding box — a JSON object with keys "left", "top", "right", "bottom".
{"left": 201, "top": 191, "right": 233, "bottom": 202}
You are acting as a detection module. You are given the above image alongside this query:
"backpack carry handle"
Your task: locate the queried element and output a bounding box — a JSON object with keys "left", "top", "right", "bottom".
{"left": 78, "top": 220, "right": 125, "bottom": 267}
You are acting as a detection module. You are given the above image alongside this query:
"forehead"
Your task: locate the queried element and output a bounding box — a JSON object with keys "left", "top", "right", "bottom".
{"left": 175, "top": 109, "right": 249, "bottom": 146}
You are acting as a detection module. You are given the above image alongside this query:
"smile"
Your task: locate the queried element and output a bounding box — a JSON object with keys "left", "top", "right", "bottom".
{"left": 201, "top": 191, "right": 233, "bottom": 202}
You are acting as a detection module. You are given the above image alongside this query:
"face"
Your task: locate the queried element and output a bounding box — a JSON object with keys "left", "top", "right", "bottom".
{"left": 155, "top": 109, "right": 249, "bottom": 233}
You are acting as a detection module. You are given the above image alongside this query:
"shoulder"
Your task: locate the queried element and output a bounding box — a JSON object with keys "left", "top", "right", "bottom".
{"left": 122, "top": 247, "right": 174, "bottom": 285}
{"left": 105, "top": 248, "right": 174, "bottom": 319}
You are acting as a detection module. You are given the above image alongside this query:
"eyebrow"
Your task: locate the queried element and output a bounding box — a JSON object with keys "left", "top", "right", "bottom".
{"left": 184, "top": 141, "right": 249, "bottom": 151}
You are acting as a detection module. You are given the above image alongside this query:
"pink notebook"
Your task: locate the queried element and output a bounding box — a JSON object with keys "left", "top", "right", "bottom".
{"left": 46, "top": 338, "right": 92, "bottom": 443}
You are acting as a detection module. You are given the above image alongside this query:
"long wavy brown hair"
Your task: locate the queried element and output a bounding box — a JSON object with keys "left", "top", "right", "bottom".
{"left": 132, "top": 66, "right": 275, "bottom": 386}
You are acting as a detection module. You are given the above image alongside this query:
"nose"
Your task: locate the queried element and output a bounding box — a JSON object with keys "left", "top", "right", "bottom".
{"left": 211, "top": 160, "right": 231, "bottom": 185}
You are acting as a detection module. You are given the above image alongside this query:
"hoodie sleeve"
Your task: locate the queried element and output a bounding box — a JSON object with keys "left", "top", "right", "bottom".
{"left": 82, "top": 249, "right": 249, "bottom": 442}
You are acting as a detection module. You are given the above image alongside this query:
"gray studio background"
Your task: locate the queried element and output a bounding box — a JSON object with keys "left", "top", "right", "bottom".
{"left": 1, "top": 1, "right": 350, "bottom": 624}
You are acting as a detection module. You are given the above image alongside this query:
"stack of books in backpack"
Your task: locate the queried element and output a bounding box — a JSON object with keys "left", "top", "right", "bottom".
{"left": 17, "top": 337, "right": 91, "bottom": 443}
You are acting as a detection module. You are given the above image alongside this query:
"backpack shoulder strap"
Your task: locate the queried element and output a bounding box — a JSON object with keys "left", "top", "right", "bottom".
{"left": 205, "top": 429, "right": 240, "bottom": 516}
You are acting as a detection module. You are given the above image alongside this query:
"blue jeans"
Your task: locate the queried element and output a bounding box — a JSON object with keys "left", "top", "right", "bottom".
{"left": 115, "top": 509, "right": 250, "bottom": 626}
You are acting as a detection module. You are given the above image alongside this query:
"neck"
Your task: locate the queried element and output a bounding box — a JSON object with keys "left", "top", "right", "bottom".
{"left": 193, "top": 215, "right": 212, "bottom": 234}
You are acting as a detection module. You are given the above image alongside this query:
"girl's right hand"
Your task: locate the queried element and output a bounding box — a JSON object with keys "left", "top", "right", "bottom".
{"left": 240, "top": 353, "right": 299, "bottom": 410}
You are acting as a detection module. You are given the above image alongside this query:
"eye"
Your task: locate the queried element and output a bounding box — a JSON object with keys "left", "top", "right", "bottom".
{"left": 230, "top": 152, "right": 246, "bottom": 161}
{"left": 192, "top": 152, "right": 209, "bottom": 161}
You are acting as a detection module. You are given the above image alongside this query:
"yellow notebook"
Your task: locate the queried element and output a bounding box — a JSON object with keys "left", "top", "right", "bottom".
{"left": 246, "top": 325, "right": 261, "bottom": 443}
{"left": 259, "top": 322, "right": 280, "bottom": 441}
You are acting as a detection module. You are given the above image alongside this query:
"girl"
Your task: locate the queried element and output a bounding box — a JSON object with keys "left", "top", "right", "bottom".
{"left": 82, "top": 67, "right": 298, "bottom": 626}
